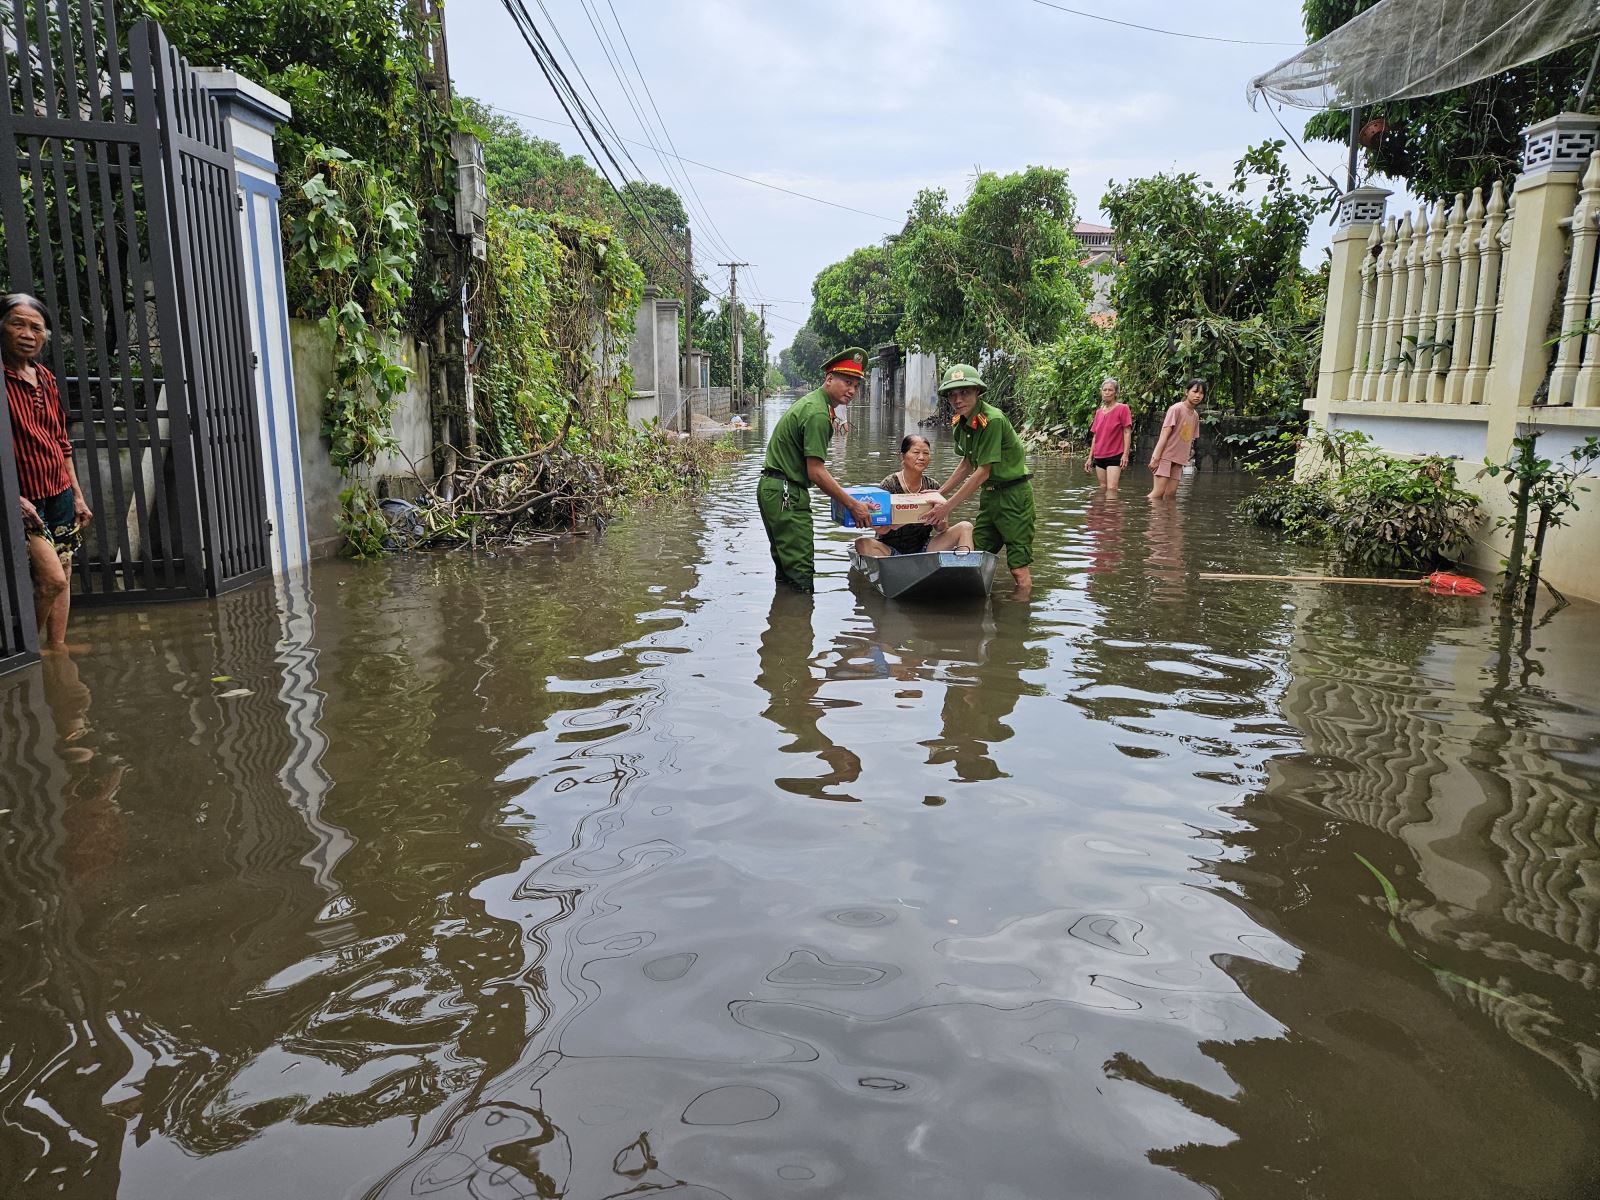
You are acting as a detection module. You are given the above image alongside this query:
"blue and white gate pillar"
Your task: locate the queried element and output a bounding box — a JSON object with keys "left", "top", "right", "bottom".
{"left": 193, "top": 69, "right": 310, "bottom": 579}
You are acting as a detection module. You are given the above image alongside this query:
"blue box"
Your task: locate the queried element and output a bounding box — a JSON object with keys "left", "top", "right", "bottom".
{"left": 831, "top": 486, "right": 891, "bottom": 528}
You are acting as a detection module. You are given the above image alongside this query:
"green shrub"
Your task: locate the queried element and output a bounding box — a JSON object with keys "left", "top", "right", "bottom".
{"left": 1237, "top": 423, "right": 1481, "bottom": 571}
{"left": 1021, "top": 326, "right": 1116, "bottom": 433}
{"left": 1239, "top": 477, "right": 1336, "bottom": 541}
{"left": 1330, "top": 454, "right": 1480, "bottom": 571}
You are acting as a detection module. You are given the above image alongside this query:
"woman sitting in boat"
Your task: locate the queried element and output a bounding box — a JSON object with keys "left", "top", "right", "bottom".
{"left": 855, "top": 434, "right": 975, "bottom": 558}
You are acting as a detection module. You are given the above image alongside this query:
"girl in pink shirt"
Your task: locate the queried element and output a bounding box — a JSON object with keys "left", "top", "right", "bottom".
{"left": 1082, "top": 377, "right": 1132, "bottom": 491}
{"left": 1147, "top": 379, "right": 1205, "bottom": 501}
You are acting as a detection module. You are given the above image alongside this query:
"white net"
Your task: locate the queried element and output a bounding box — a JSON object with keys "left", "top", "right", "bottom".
{"left": 1249, "top": 0, "right": 1600, "bottom": 110}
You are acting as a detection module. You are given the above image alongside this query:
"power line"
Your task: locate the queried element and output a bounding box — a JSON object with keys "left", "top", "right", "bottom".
{"left": 498, "top": 0, "right": 696, "bottom": 285}
{"left": 568, "top": 0, "right": 739, "bottom": 268}
{"left": 1024, "top": 0, "right": 1301, "bottom": 46}
{"left": 487, "top": 103, "right": 895, "bottom": 222}
{"left": 599, "top": 0, "right": 745, "bottom": 269}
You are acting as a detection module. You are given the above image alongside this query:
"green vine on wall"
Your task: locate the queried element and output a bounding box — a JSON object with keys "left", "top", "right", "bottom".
{"left": 289, "top": 145, "right": 422, "bottom": 556}
{"left": 471, "top": 207, "right": 642, "bottom": 459}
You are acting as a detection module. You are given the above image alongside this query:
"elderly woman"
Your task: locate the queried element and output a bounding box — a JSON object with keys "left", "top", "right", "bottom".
{"left": 4, "top": 294, "right": 90, "bottom": 649}
{"left": 854, "top": 434, "right": 974, "bottom": 558}
{"left": 1082, "top": 377, "right": 1132, "bottom": 491}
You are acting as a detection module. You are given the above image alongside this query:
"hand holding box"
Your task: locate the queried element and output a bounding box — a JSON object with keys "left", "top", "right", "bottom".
{"left": 831, "top": 486, "right": 891, "bottom": 527}
{"left": 889, "top": 491, "right": 941, "bottom": 526}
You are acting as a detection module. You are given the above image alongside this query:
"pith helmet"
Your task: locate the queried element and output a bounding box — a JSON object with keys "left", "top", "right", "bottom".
{"left": 938, "top": 363, "right": 986, "bottom": 394}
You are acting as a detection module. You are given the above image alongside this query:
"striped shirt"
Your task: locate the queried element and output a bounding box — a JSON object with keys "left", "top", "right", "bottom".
{"left": 5, "top": 361, "right": 73, "bottom": 500}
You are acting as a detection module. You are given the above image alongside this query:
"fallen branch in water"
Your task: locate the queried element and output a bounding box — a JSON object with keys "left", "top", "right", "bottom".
{"left": 376, "top": 428, "right": 735, "bottom": 551}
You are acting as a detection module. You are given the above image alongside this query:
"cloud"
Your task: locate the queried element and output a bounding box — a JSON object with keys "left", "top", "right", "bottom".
{"left": 448, "top": 0, "right": 1321, "bottom": 335}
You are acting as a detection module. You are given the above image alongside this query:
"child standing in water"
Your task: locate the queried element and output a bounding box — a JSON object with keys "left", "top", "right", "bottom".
{"left": 1147, "top": 379, "right": 1205, "bottom": 501}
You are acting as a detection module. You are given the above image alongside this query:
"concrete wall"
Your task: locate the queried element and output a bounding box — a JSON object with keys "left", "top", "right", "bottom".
{"left": 626, "top": 288, "right": 683, "bottom": 428}
{"left": 904, "top": 352, "right": 940, "bottom": 426}
{"left": 290, "top": 319, "right": 433, "bottom": 555}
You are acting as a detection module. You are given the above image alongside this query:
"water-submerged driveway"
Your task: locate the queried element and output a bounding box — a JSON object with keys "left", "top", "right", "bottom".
{"left": 3, "top": 394, "right": 1599, "bottom": 1199}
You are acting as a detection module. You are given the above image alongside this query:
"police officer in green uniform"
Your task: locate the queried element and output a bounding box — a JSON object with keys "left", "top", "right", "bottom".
{"left": 926, "top": 363, "right": 1035, "bottom": 597}
{"left": 758, "top": 347, "right": 875, "bottom": 592}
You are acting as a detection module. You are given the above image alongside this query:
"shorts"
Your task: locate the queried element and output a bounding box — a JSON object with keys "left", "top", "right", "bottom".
{"left": 1091, "top": 453, "right": 1126, "bottom": 469}
{"left": 1152, "top": 459, "right": 1186, "bottom": 479}
{"left": 27, "top": 487, "right": 80, "bottom": 567}
{"left": 974, "top": 480, "right": 1035, "bottom": 568}
{"left": 877, "top": 525, "right": 933, "bottom": 556}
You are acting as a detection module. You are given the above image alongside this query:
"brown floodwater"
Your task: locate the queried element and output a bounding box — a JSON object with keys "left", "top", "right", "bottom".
{"left": 3, "top": 393, "right": 1599, "bottom": 1199}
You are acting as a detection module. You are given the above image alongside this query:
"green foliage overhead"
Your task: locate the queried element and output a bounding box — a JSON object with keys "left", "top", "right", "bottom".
{"left": 133, "top": 0, "right": 423, "bottom": 178}
{"left": 461, "top": 98, "right": 701, "bottom": 308}
{"left": 696, "top": 302, "right": 769, "bottom": 393}
{"left": 1102, "top": 140, "right": 1324, "bottom": 413}
{"left": 892, "top": 166, "right": 1090, "bottom": 363}
{"left": 806, "top": 244, "right": 900, "bottom": 351}
{"left": 1302, "top": 0, "right": 1595, "bottom": 200}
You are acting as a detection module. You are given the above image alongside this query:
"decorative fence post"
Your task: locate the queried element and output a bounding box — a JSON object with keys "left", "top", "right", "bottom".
{"left": 1312, "top": 187, "right": 1389, "bottom": 423}
{"left": 1483, "top": 114, "right": 1600, "bottom": 440}
{"left": 192, "top": 69, "right": 308, "bottom": 579}
{"left": 654, "top": 297, "right": 682, "bottom": 430}
{"left": 1549, "top": 152, "right": 1600, "bottom": 408}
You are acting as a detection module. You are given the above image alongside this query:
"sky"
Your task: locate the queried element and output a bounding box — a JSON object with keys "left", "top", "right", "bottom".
{"left": 445, "top": 0, "right": 1344, "bottom": 351}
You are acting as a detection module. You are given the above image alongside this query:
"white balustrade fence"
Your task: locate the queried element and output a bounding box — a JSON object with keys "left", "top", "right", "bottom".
{"left": 1349, "top": 183, "right": 1511, "bottom": 406}
{"left": 1547, "top": 152, "right": 1600, "bottom": 409}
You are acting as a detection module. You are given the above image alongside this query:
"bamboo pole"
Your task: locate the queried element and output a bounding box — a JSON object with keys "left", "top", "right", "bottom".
{"left": 1199, "top": 572, "right": 1426, "bottom": 586}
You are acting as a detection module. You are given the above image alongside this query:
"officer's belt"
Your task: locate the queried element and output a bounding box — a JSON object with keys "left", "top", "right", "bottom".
{"left": 983, "top": 473, "right": 1032, "bottom": 492}
{"left": 761, "top": 467, "right": 807, "bottom": 488}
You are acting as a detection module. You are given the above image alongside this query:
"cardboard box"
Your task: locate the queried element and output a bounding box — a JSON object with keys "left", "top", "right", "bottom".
{"left": 889, "top": 491, "right": 940, "bottom": 526}
{"left": 831, "top": 486, "right": 891, "bottom": 528}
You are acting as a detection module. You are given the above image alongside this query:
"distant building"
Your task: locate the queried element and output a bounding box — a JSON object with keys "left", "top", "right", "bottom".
{"left": 1074, "top": 221, "right": 1118, "bottom": 318}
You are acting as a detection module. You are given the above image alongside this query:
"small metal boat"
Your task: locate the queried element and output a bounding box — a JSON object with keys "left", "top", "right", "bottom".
{"left": 849, "top": 548, "right": 999, "bottom": 600}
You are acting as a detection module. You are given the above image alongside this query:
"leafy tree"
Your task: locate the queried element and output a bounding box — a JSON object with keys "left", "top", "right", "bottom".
{"left": 805, "top": 244, "right": 901, "bottom": 350}
{"left": 1102, "top": 141, "right": 1323, "bottom": 413}
{"left": 135, "top": 0, "right": 426, "bottom": 180}
{"left": 462, "top": 99, "right": 698, "bottom": 303}
{"left": 466, "top": 98, "right": 612, "bottom": 219}
{"left": 892, "top": 167, "right": 1090, "bottom": 363}
{"left": 780, "top": 324, "right": 825, "bottom": 387}
{"left": 696, "top": 302, "right": 768, "bottom": 392}
{"left": 1302, "top": 0, "right": 1595, "bottom": 200}
{"left": 1021, "top": 325, "right": 1116, "bottom": 430}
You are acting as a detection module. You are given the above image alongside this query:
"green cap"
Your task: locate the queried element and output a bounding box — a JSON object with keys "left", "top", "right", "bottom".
{"left": 938, "top": 363, "right": 986, "bottom": 394}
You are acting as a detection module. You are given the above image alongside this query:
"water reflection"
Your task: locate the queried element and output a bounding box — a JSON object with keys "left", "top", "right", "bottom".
{"left": 1116, "top": 585, "right": 1600, "bottom": 1196}
{"left": 756, "top": 589, "right": 862, "bottom": 800}
{"left": 2, "top": 442, "right": 1599, "bottom": 1199}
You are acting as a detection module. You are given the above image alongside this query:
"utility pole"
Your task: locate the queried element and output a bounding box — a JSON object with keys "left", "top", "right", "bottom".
{"left": 719, "top": 261, "right": 748, "bottom": 407}
{"left": 757, "top": 302, "right": 770, "bottom": 405}
{"left": 410, "top": 0, "right": 480, "bottom": 486}
{"left": 681, "top": 226, "right": 694, "bottom": 431}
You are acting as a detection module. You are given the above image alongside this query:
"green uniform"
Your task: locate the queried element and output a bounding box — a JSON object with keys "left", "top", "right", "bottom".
{"left": 759, "top": 388, "right": 836, "bottom": 591}
{"left": 952, "top": 400, "right": 1034, "bottom": 568}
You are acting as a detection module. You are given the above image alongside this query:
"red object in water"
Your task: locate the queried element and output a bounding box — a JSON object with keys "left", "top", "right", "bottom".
{"left": 1424, "top": 572, "right": 1486, "bottom": 596}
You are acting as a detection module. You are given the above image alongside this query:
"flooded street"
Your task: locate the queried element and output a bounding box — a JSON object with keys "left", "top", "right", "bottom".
{"left": 4, "top": 393, "right": 1599, "bottom": 1199}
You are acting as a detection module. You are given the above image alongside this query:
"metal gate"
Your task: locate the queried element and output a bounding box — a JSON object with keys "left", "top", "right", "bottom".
{"left": 0, "top": 0, "right": 269, "bottom": 618}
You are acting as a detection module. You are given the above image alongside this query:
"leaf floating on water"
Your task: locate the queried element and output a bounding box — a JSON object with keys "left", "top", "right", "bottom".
{"left": 218, "top": 688, "right": 253, "bottom": 699}
{"left": 211, "top": 675, "right": 231, "bottom": 683}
